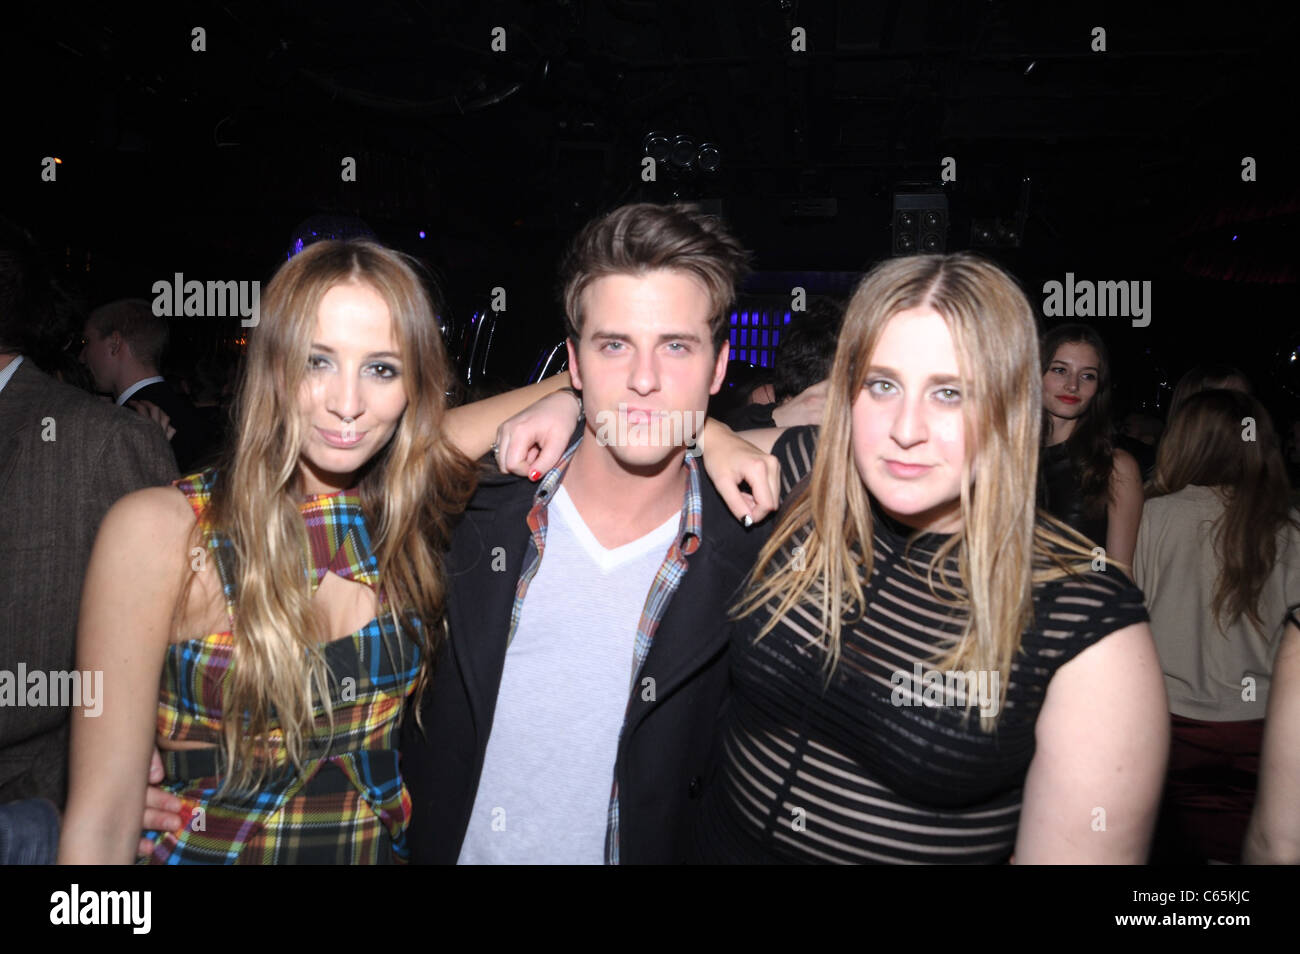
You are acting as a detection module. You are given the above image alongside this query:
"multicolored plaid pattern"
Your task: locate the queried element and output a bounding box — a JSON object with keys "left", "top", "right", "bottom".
{"left": 509, "top": 437, "right": 702, "bottom": 865}
{"left": 141, "top": 469, "right": 420, "bottom": 864}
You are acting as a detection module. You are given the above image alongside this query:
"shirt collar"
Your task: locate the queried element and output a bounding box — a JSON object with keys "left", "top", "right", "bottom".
{"left": 116, "top": 376, "right": 166, "bottom": 405}
{"left": 531, "top": 431, "right": 703, "bottom": 554}
{"left": 0, "top": 355, "right": 24, "bottom": 396}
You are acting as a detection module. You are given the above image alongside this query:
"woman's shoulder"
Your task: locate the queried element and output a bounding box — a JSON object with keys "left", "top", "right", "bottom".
{"left": 770, "top": 425, "right": 820, "bottom": 489}
{"left": 1142, "top": 484, "right": 1223, "bottom": 520}
{"left": 101, "top": 483, "right": 198, "bottom": 546}
{"left": 1032, "top": 514, "right": 1144, "bottom": 607}
{"left": 88, "top": 485, "right": 200, "bottom": 605}
{"left": 1029, "top": 549, "right": 1148, "bottom": 656}
{"left": 1111, "top": 445, "right": 1139, "bottom": 469}
{"left": 1109, "top": 446, "right": 1142, "bottom": 488}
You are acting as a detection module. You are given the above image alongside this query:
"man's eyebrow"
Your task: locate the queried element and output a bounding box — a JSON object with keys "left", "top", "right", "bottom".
{"left": 309, "top": 343, "right": 402, "bottom": 360}
{"left": 867, "top": 365, "right": 962, "bottom": 385}
{"left": 589, "top": 331, "right": 704, "bottom": 344}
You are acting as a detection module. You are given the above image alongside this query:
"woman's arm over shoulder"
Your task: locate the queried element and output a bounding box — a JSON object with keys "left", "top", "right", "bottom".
{"left": 1244, "top": 620, "right": 1300, "bottom": 863}
{"left": 695, "top": 422, "right": 822, "bottom": 522}
{"left": 443, "top": 372, "right": 572, "bottom": 462}
{"left": 1107, "top": 448, "right": 1143, "bottom": 568}
{"left": 58, "top": 486, "right": 195, "bottom": 865}
{"left": 1014, "top": 621, "right": 1170, "bottom": 863}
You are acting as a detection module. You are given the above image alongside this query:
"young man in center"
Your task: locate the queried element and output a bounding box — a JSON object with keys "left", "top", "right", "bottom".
{"left": 400, "top": 203, "right": 768, "bottom": 864}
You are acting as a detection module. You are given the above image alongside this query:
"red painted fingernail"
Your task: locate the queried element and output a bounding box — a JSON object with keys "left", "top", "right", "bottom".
{"left": 529, "top": 470, "right": 541, "bottom": 482}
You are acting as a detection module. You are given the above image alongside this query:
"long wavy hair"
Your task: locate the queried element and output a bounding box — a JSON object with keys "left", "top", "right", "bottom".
{"left": 178, "top": 240, "right": 476, "bottom": 791}
{"left": 1040, "top": 322, "right": 1115, "bottom": 520}
{"left": 1148, "top": 388, "right": 1299, "bottom": 638}
{"left": 733, "top": 253, "right": 1097, "bottom": 730}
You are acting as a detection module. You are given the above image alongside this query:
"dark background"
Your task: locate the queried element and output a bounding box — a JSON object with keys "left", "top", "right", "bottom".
{"left": 4, "top": 0, "right": 1298, "bottom": 418}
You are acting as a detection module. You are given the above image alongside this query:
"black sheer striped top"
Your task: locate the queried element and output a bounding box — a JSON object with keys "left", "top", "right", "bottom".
{"left": 692, "top": 427, "right": 1148, "bottom": 864}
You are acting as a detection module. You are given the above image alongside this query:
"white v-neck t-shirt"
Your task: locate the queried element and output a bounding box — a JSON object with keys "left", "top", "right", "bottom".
{"left": 456, "top": 485, "right": 680, "bottom": 864}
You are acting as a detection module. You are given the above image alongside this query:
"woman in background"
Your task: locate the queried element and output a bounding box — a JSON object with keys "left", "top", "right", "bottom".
{"left": 1039, "top": 323, "right": 1143, "bottom": 566}
{"left": 1167, "top": 362, "right": 1251, "bottom": 421}
{"left": 1134, "top": 388, "right": 1300, "bottom": 863}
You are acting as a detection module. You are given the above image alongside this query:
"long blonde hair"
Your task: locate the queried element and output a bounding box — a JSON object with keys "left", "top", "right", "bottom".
{"left": 734, "top": 253, "right": 1097, "bottom": 729}
{"left": 183, "top": 240, "right": 475, "bottom": 790}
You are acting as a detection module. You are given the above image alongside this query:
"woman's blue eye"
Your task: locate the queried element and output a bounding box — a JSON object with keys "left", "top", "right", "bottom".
{"left": 308, "top": 356, "right": 399, "bottom": 378}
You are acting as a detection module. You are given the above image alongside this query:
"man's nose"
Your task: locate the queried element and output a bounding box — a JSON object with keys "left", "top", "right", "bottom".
{"left": 627, "top": 350, "right": 660, "bottom": 394}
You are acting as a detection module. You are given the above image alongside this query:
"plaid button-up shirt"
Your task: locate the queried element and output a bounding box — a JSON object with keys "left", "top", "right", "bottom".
{"left": 505, "top": 432, "right": 704, "bottom": 864}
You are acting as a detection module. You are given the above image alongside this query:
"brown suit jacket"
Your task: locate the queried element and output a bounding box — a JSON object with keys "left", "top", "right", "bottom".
{"left": 0, "top": 358, "right": 178, "bottom": 808}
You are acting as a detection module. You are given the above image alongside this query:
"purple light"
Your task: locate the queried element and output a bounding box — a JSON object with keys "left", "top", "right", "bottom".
{"left": 1232, "top": 234, "right": 1238, "bottom": 241}
{"left": 419, "top": 230, "right": 427, "bottom": 239}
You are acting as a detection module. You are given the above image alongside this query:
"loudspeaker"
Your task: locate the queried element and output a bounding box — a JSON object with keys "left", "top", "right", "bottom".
{"left": 892, "top": 191, "right": 948, "bottom": 256}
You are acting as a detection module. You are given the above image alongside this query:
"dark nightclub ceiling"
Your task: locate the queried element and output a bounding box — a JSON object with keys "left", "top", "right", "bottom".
{"left": 5, "top": 1, "right": 1298, "bottom": 399}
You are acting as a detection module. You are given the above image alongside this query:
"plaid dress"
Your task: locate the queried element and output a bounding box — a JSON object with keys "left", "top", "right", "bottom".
{"left": 139, "top": 469, "right": 421, "bottom": 864}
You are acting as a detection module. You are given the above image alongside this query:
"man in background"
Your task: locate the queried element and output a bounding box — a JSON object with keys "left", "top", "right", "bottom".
{"left": 721, "top": 296, "right": 841, "bottom": 431}
{"left": 0, "top": 220, "right": 177, "bottom": 863}
{"left": 80, "top": 298, "right": 214, "bottom": 472}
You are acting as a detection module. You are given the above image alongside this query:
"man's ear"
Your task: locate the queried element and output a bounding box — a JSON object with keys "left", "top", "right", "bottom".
{"left": 566, "top": 337, "right": 582, "bottom": 391}
{"left": 708, "top": 340, "right": 729, "bottom": 396}
{"left": 107, "top": 331, "right": 122, "bottom": 357}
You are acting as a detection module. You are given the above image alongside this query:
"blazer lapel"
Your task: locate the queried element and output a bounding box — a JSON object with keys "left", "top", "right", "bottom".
{"left": 447, "top": 478, "right": 536, "bottom": 739}
{"left": 622, "top": 485, "right": 762, "bottom": 737}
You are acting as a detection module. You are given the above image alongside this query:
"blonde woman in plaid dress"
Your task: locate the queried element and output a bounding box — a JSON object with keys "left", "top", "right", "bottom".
{"left": 59, "top": 240, "right": 582, "bottom": 864}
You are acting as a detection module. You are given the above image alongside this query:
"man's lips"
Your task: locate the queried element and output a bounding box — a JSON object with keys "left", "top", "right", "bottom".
{"left": 622, "top": 407, "right": 666, "bottom": 423}
{"left": 317, "top": 426, "right": 366, "bottom": 447}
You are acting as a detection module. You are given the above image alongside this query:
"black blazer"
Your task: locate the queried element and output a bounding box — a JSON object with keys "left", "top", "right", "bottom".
{"left": 130, "top": 380, "right": 214, "bottom": 473}
{"left": 401, "top": 446, "right": 768, "bottom": 864}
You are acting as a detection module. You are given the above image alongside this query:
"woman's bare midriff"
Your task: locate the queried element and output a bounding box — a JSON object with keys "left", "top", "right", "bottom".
{"left": 157, "top": 736, "right": 218, "bottom": 752}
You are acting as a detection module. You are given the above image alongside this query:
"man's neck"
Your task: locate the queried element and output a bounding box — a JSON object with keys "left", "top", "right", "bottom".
{"left": 115, "top": 366, "right": 162, "bottom": 402}
{"left": 0, "top": 352, "right": 17, "bottom": 373}
{"left": 561, "top": 433, "right": 688, "bottom": 550}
